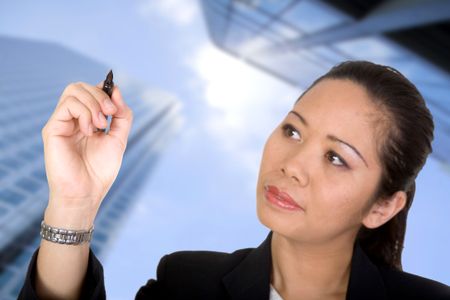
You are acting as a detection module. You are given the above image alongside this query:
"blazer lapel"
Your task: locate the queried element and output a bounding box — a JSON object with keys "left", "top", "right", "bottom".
{"left": 222, "top": 231, "right": 388, "bottom": 300}
{"left": 222, "top": 231, "right": 273, "bottom": 300}
{"left": 346, "top": 241, "right": 388, "bottom": 300}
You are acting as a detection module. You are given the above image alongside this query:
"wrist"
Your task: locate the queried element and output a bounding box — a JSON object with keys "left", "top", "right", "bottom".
{"left": 44, "top": 202, "right": 97, "bottom": 230}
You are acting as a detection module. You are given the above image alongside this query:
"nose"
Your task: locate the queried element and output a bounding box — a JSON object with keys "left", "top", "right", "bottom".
{"left": 281, "top": 152, "right": 310, "bottom": 187}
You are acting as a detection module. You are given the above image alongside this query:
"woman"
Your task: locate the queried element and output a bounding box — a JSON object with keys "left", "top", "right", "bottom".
{"left": 19, "top": 61, "right": 449, "bottom": 299}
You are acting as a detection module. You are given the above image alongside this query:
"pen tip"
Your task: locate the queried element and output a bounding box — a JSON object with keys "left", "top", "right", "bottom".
{"left": 106, "top": 70, "right": 113, "bottom": 81}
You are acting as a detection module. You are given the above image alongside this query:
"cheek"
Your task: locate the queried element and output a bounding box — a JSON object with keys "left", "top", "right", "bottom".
{"left": 318, "top": 167, "right": 378, "bottom": 213}
{"left": 312, "top": 183, "right": 366, "bottom": 226}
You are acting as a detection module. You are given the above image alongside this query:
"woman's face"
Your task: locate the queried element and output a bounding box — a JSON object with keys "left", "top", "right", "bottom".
{"left": 256, "top": 79, "right": 385, "bottom": 244}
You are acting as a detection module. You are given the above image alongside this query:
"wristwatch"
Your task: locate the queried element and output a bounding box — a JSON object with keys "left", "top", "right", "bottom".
{"left": 40, "top": 221, "right": 94, "bottom": 245}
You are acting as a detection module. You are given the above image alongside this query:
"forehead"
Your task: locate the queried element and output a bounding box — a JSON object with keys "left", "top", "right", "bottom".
{"left": 296, "top": 79, "right": 376, "bottom": 114}
{"left": 293, "top": 79, "right": 383, "bottom": 166}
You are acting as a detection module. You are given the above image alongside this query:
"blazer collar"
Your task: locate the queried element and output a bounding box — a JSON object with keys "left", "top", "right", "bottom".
{"left": 222, "top": 231, "right": 388, "bottom": 300}
{"left": 222, "top": 231, "right": 273, "bottom": 300}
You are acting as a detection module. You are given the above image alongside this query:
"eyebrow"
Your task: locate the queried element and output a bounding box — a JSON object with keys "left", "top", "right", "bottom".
{"left": 288, "top": 110, "right": 369, "bottom": 167}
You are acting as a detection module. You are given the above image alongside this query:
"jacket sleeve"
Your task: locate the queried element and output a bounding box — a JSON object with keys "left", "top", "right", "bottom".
{"left": 17, "top": 247, "right": 107, "bottom": 300}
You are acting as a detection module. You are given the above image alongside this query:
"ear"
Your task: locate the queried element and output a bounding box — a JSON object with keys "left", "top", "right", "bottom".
{"left": 362, "top": 191, "right": 407, "bottom": 229}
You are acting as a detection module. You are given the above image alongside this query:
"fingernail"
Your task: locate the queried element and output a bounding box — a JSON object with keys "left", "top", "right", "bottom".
{"left": 98, "top": 111, "right": 107, "bottom": 125}
{"left": 104, "top": 98, "right": 115, "bottom": 110}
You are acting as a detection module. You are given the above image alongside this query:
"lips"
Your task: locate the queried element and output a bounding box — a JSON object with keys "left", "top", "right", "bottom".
{"left": 264, "top": 185, "right": 304, "bottom": 211}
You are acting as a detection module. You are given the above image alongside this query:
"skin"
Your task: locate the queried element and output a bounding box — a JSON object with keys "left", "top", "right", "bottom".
{"left": 256, "top": 79, "right": 407, "bottom": 300}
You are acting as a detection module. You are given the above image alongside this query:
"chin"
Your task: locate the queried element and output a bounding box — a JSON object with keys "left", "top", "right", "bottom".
{"left": 256, "top": 197, "right": 288, "bottom": 234}
{"left": 257, "top": 195, "right": 310, "bottom": 243}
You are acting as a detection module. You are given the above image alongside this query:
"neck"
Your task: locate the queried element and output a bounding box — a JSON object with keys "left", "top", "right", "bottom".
{"left": 270, "top": 232, "right": 355, "bottom": 299}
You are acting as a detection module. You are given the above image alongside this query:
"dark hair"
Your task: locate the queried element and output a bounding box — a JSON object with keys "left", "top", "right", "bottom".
{"left": 296, "top": 60, "right": 434, "bottom": 271}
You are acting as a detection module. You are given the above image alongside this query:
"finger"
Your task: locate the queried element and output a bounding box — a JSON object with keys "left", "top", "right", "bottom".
{"left": 56, "top": 82, "right": 108, "bottom": 130}
{"left": 108, "top": 86, "right": 133, "bottom": 145}
{"left": 81, "top": 82, "right": 118, "bottom": 116}
{"left": 58, "top": 82, "right": 86, "bottom": 107}
{"left": 45, "top": 96, "right": 94, "bottom": 137}
{"left": 70, "top": 84, "right": 110, "bottom": 130}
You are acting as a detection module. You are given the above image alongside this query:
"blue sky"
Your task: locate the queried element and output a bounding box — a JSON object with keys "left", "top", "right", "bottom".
{"left": 0, "top": 1, "right": 448, "bottom": 298}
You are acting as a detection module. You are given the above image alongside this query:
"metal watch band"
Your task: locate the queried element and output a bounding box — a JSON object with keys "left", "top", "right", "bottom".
{"left": 40, "top": 221, "right": 94, "bottom": 245}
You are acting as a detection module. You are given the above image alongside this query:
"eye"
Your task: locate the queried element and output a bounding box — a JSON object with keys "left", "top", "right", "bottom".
{"left": 281, "top": 123, "right": 301, "bottom": 141}
{"left": 281, "top": 124, "right": 348, "bottom": 168}
{"left": 326, "top": 151, "right": 348, "bottom": 168}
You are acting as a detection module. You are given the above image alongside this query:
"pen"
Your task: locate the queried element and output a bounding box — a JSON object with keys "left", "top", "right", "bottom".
{"left": 99, "top": 70, "right": 114, "bottom": 134}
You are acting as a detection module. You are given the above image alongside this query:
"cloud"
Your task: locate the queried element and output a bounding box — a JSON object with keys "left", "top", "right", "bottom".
{"left": 137, "top": 0, "right": 200, "bottom": 25}
{"left": 188, "top": 44, "right": 300, "bottom": 174}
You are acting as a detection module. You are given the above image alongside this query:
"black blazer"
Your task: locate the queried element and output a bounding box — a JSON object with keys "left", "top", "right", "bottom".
{"left": 19, "top": 231, "right": 450, "bottom": 299}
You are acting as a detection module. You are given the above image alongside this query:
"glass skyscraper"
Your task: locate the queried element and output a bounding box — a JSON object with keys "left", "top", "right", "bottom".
{"left": 0, "top": 35, "right": 181, "bottom": 299}
{"left": 200, "top": 0, "right": 450, "bottom": 167}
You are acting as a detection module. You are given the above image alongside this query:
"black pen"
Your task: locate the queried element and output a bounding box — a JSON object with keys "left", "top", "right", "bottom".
{"left": 99, "top": 70, "right": 114, "bottom": 134}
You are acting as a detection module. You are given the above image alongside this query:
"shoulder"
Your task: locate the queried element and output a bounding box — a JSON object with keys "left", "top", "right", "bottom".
{"left": 162, "top": 247, "right": 253, "bottom": 277}
{"left": 378, "top": 266, "right": 450, "bottom": 299}
{"left": 153, "top": 247, "right": 254, "bottom": 298}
